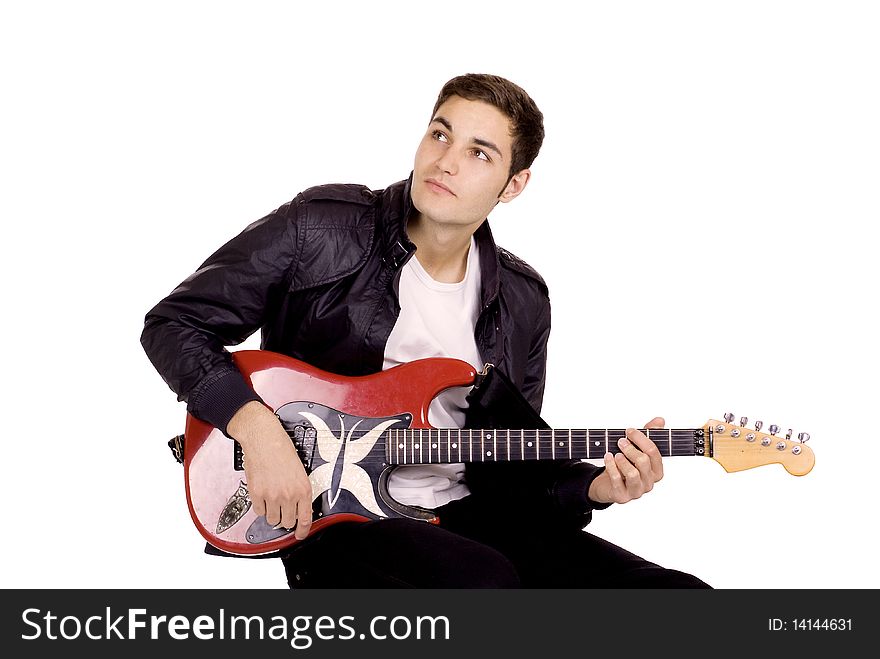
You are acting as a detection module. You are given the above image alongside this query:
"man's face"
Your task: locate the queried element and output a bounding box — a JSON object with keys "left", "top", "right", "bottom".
{"left": 411, "top": 95, "right": 528, "bottom": 229}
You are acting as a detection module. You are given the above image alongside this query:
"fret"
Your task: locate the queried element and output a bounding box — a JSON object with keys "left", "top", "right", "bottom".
{"left": 568, "top": 428, "right": 572, "bottom": 459}
{"left": 446, "top": 429, "right": 451, "bottom": 464}
{"left": 520, "top": 429, "right": 524, "bottom": 461}
{"left": 506, "top": 429, "right": 510, "bottom": 462}
{"left": 551, "top": 430, "right": 555, "bottom": 460}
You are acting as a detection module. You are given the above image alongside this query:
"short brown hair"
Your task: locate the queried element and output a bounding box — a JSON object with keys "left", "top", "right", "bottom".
{"left": 431, "top": 73, "right": 545, "bottom": 182}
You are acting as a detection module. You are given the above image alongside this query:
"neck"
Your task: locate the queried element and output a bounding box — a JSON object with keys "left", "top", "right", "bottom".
{"left": 406, "top": 213, "right": 480, "bottom": 283}
{"left": 385, "top": 427, "right": 704, "bottom": 464}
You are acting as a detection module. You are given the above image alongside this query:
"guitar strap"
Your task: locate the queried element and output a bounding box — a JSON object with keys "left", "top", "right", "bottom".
{"left": 167, "top": 434, "right": 185, "bottom": 464}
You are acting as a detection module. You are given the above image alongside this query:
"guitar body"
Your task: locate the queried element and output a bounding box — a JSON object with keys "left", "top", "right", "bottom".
{"left": 183, "top": 350, "right": 478, "bottom": 556}
{"left": 180, "top": 350, "right": 815, "bottom": 556}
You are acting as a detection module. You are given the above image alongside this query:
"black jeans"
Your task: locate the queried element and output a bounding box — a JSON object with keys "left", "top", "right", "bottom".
{"left": 281, "top": 495, "right": 712, "bottom": 589}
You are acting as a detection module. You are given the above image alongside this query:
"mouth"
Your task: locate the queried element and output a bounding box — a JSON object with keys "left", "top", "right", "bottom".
{"left": 425, "top": 178, "right": 455, "bottom": 196}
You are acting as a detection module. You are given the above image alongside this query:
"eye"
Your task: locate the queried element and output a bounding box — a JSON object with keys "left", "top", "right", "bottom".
{"left": 432, "top": 130, "right": 448, "bottom": 143}
{"left": 473, "top": 149, "right": 490, "bottom": 162}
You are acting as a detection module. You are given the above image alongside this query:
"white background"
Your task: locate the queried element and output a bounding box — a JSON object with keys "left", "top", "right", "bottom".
{"left": 2, "top": 1, "right": 877, "bottom": 590}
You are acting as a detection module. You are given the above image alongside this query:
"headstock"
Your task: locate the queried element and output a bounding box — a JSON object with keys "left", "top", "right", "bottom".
{"left": 703, "top": 412, "right": 814, "bottom": 476}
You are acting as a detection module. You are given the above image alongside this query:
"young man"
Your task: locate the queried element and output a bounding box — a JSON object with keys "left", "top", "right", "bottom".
{"left": 141, "top": 73, "right": 710, "bottom": 588}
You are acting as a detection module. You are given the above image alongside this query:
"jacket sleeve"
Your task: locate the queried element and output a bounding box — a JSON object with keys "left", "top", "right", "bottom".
{"left": 465, "top": 292, "right": 610, "bottom": 532}
{"left": 140, "top": 200, "right": 301, "bottom": 434}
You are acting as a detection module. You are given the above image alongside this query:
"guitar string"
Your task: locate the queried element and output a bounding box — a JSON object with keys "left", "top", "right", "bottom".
{"left": 281, "top": 429, "right": 702, "bottom": 437}
{"left": 280, "top": 429, "right": 702, "bottom": 443}
{"left": 281, "top": 431, "right": 701, "bottom": 444}
{"left": 278, "top": 429, "right": 702, "bottom": 458}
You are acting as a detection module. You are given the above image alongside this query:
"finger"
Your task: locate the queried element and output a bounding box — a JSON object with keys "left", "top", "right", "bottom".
{"left": 294, "top": 500, "right": 313, "bottom": 540}
{"left": 625, "top": 428, "right": 663, "bottom": 474}
{"left": 620, "top": 433, "right": 655, "bottom": 479}
{"left": 603, "top": 452, "right": 626, "bottom": 500}
{"left": 626, "top": 428, "right": 663, "bottom": 480}
{"left": 279, "top": 502, "right": 298, "bottom": 531}
{"left": 624, "top": 427, "right": 659, "bottom": 456}
{"left": 251, "top": 496, "right": 266, "bottom": 519}
{"left": 265, "top": 503, "right": 281, "bottom": 528}
{"left": 615, "top": 452, "right": 647, "bottom": 499}
{"left": 613, "top": 448, "right": 642, "bottom": 484}
{"left": 644, "top": 416, "right": 665, "bottom": 429}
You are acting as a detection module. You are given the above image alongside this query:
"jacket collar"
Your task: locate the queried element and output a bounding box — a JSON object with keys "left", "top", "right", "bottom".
{"left": 379, "top": 172, "right": 501, "bottom": 309}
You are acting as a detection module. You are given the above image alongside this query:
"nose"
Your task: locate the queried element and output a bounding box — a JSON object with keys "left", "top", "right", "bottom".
{"left": 435, "top": 145, "right": 460, "bottom": 176}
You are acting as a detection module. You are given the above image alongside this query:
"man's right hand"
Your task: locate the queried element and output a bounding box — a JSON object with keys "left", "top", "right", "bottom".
{"left": 226, "top": 400, "right": 313, "bottom": 540}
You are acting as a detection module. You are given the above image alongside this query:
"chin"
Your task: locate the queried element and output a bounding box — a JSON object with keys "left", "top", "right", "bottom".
{"left": 412, "top": 186, "right": 450, "bottom": 217}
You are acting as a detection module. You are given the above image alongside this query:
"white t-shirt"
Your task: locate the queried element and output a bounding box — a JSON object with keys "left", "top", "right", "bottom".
{"left": 383, "top": 236, "right": 483, "bottom": 508}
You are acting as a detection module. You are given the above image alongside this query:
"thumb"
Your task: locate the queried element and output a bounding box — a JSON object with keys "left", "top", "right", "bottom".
{"left": 644, "top": 416, "right": 665, "bottom": 429}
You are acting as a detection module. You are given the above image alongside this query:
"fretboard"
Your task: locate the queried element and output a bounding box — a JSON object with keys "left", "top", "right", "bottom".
{"left": 386, "top": 428, "right": 706, "bottom": 464}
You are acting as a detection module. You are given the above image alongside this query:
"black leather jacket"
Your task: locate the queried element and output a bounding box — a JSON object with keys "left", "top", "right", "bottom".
{"left": 141, "top": 174, "right": 606, "bottom": 530}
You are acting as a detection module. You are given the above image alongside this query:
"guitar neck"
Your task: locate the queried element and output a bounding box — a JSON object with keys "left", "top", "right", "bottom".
{"left": 387, "top": 428, "right": 706, "bottom": 465}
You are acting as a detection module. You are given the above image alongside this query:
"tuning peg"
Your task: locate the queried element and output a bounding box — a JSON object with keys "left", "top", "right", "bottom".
{"left": 754, "top": 420, "right": 763, "bottom": 432}
{"left": 769, "top": 424, "right": 779, "bottom": 436}
{"left": 740, "top": 416, "right": 748, "bottom": 427}
{"left": 798, "top": 432, "right": 811, "bottom": 443}
{"left": 723, "top": 412, "right": 734, "bottom": 423}
{"left": 785, "top": 429, "right": 793, "bottom": 441}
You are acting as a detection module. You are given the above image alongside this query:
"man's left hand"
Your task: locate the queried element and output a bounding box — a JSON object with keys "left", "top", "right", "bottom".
{"left": 587, "top": 416, "right": 665, "bottom": 505}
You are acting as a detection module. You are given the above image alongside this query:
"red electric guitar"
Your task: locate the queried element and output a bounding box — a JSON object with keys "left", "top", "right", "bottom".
{"left": 173, "top": 350, "right": 815, "bottom": 556}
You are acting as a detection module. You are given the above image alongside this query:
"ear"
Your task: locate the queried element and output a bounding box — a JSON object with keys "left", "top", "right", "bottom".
{"left": 498, "top": 169, "right": 531, "bottom": 203}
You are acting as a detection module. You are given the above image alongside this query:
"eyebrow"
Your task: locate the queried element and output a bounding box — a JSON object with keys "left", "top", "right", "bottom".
{"left": 431, "top": 115, "right": 504, "bottom": 160}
